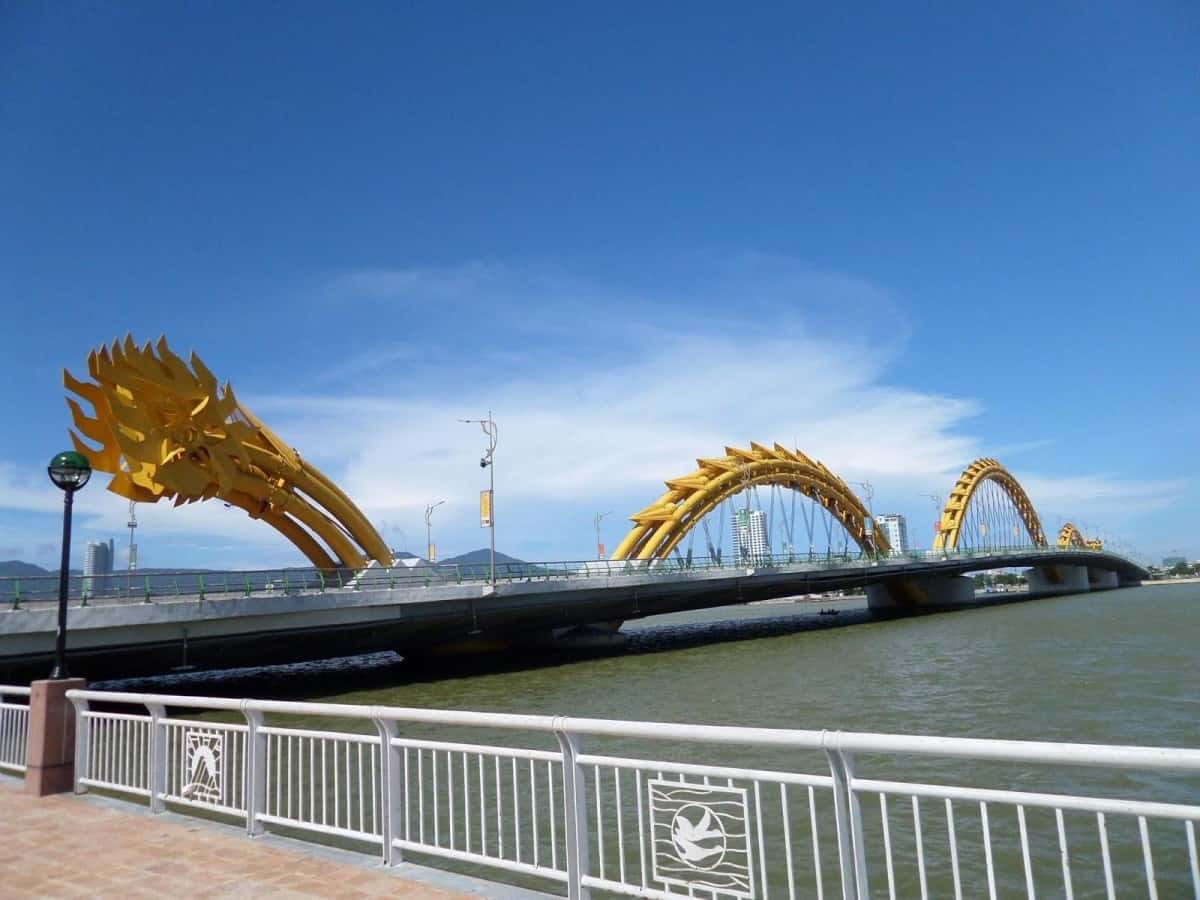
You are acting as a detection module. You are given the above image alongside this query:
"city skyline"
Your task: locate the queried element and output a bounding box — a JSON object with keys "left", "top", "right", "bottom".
{"left": 1, "top": 4, "right": 1195, "bottom": 569}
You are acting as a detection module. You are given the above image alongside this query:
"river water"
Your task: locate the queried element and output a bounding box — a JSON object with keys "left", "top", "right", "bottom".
{"left": 108, "top": 582, "right": 1200, "bottom": 896}
{"left": 268, "top": 583, "right": 1197, "bottom": 748}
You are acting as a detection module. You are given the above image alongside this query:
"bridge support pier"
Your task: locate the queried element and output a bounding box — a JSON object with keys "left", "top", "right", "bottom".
{"left": 867, "top": 575, "right": 977, "bottom": 611}
{"left": 1024, "top": 565, "right": 1090, "bottom": 596}
{"left": 1087, "top": 568, "right": 1119, "bottom": 590}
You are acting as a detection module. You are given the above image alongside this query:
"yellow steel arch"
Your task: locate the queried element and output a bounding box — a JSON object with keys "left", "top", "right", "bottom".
{"left": 610, "top": 442, "right": 888, "bottom": 561}
{"left": 1058, "top": 522, "right": 1103, "bottom": 551}
{"left": 933, "top": 457, "right": 1047, "bottom": 551}
{"left": 64, "top": 335, "right": 393, "bottom": 572}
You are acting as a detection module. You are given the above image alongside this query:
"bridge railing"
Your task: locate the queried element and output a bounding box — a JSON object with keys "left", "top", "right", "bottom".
{"left": 65, "top": 689, "right": 1199, "bottom": 899}
{"left": 0, "top": 685, "right": 30, "bottom": 774}
{"left": 0, "top": 545, "right": 1137, "bottom": 608}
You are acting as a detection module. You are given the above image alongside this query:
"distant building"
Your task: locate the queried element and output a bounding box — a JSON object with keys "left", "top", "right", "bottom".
{"left": 82, "top": 539, "right": 114, "bottom": 598}
{"left": 1162, "top": 556, "right": 1186, "bottom": 568}
{"left": 732, "top": 508, "right": 770, "bottom": 564}
{"left": 875, "top": 514, "right": 909, "bottom": 554}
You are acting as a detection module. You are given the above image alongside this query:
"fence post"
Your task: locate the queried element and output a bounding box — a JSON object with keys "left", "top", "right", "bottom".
{"left": 147, "top": 703, "right": 166, "bottom": 812}
{"left": 823, "top": 733, "right": 864, "bottom": 900}
{"left": 826, "top": 742, "right": 871, "bottom": 900}
{"left": 554, "top": 722, "right": 592, "bottom": 900}
{"left": 374, "top": 717, "right": 403, "bottom": 866}
{"left": 840, "top": 751, "right": 870, "bottom": 898}
{"left": 69, "top": 693, "right": 89, "bottom": 794}
{"left": 243, "top": 705, "right": 267, "bottom": 836}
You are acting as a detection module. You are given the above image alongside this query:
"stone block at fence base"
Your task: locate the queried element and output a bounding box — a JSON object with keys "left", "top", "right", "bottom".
{"left": 24, "top": 678, "right": 85, "bottom": 796}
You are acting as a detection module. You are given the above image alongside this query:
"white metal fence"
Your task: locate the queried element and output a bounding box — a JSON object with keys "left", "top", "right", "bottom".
{"left": 0, "top": 685, "right": 30, "bottom": 774}
{"left": 66, "top": 690, "right": 1200, "bottom": 899}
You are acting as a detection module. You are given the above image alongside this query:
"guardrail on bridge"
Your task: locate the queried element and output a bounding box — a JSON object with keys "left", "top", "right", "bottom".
{"left": 0, "top": 544, "right": 1138, "bottom": 610}
{"left": 65, "top": 689, "right": 1198, "bottom": 899}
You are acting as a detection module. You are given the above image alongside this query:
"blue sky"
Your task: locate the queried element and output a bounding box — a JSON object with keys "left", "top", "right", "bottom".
{"left": 1, "top": 2, "right": 1196, "bottom": 569}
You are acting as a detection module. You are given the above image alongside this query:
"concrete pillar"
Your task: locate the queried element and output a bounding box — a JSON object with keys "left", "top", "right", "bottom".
{"left": 1087, "top": 568, "right": 1119, "bottom": 590}
{"left": 1024, "top": 565, "right": 1090, "bottom": 596}
{"left": 867, "top": 575, "right": 977, "bottom": 610}
{"left": 24, "top": 678, "right": 85, "bottom": 796}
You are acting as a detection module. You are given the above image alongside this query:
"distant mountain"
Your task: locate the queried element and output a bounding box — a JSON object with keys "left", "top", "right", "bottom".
{"left": 0, "top": 561, "right": 209, "bottom": 580}
{"left": 437, "top": 549, "right": 541, "bottom": 577}
{"left": 0, "top": 560, "right": 51, "bottom": 578}
{"left": 440, "top": 549, "right": 528, "bottom": 567}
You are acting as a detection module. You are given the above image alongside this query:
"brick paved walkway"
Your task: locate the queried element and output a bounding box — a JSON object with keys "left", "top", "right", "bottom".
{"left": 0, "top": 780, "right": 473, "bottom": 898}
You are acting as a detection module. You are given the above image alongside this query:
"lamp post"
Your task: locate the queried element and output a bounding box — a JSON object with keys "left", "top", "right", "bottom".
{"left": 424, "top": 500, "right": 445, "bottom": 562}
{"left": 920, "top": 493, "right": 942, "bottom": 551}
{"left": 47, "top": 451, "right": 91, "bottom": 679}
{"left": 849, "top": 480, "right": 875, "bottom": 558}
{"left": 593, "top": 510, "right": 612, "bottom": 560}
{"left": 459, "top": 412, "right": 498, "bottom": 587}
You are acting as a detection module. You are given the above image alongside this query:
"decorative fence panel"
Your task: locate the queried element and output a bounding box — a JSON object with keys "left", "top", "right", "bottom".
{"left": 160, "top": 717, "right": 248, "bottom": 817}
{"left": 66, "top": 690, "right": 1200, "bottom": 899}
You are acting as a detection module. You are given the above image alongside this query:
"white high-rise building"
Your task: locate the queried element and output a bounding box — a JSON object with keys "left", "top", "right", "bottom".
{"left": 83, "top": 539, "right": 114, "bottom": 598}
{"left": 875, "top": 514, "right": 909, "bottom": 554}
{"left": 732, "top": 508, "right": 770, "bottom": 564}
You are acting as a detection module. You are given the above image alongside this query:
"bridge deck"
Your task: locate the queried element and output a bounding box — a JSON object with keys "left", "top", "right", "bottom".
{"left": 0, "top": 549, "right": 1147, "bottom": 681}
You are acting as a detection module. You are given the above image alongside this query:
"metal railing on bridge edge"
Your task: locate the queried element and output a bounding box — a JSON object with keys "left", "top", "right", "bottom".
{"left": 57, "top": 687, "right": 1200, "bottom": 899}
{"left": 0, "top": 545, "right": 1135, "bottom": 610}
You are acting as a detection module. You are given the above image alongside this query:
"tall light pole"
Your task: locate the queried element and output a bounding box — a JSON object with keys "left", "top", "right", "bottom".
{"left": 126, "top": 500, "right": 138, "bottom": 597}
{"left": 424, "top": 500, "right": 445, "bottom": 562}
{"left": 47, "top": 451, "right": 92, "bottom": 679}
{"left": 849, "top": 480, "right": 875, "bottom": 557}
{"left": 594, "top": 510, "right": 612, "bottom": 559}
{"left": 920, "top": 493, "right": 942, "bottom": 550}
{"left": 459, "top": 412, "right": 498, "bottom": 587}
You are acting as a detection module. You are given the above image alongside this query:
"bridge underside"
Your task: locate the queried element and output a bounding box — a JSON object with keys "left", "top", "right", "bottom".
{"left": 0, "top": 551, "right": 1147, "bottom": 682}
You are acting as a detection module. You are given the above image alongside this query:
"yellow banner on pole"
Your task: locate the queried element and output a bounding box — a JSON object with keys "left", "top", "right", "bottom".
{"left": 480, "top": 489, "right": 493, "bottom": 528}
{"left": 427, "top": 543, "right": 436, "bottom": 562}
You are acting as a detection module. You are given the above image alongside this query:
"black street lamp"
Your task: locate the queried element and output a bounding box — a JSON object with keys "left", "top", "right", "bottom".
{"left": 47, "top": 451, "right": 91, "bottom": 679}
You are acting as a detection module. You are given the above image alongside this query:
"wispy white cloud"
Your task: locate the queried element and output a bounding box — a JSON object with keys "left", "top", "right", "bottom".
{"left": 0, "top": 463, "right": 62, "bottom": 516}
{"left": 1018, "top": 474, "right": 1188, "bottom": 518}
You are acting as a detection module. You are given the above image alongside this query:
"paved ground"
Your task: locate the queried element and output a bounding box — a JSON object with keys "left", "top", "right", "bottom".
{"left": 0, "top": 779, "right": 489, "bottom": 898}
